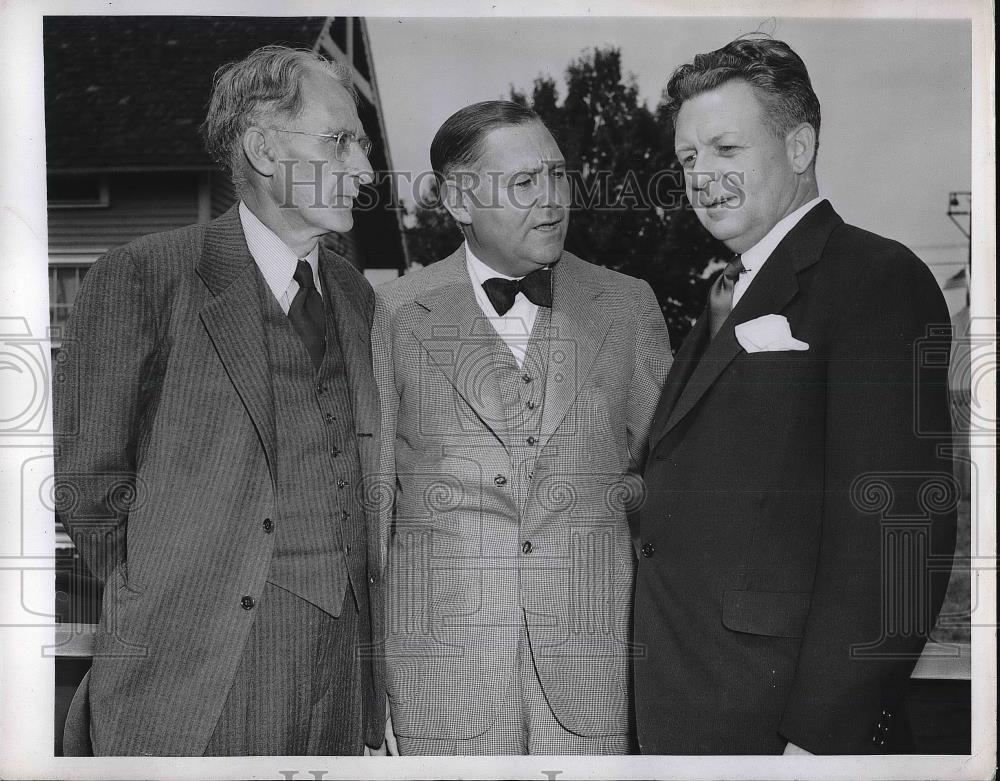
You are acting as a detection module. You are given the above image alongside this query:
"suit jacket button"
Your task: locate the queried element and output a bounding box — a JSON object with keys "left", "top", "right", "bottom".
{"left": 494, "top": 474, "right": 507, "bottom": 486}
{"left": 526, "top": 436, "right": 537, "bottom": 446}
{"left": 369, "top": 574, "right": 376, "bottom": 585}
{"left": 641, "top": 543, "right": 655, "bottom": 558}
{"left": 522, "top": 540, "right": 533, "bottom": 554}
{"left": 522, "top": 374, "right": 532, "bottom": 383}
{"left": 241, "top": 595, "right": 255, "bottom": 610}
{"left": 262, "top": 518, "right": 274, "bottom": 533}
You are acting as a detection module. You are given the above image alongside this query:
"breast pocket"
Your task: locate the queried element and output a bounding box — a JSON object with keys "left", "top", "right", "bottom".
{"left": 721, "top": 589, "right": 812, "bottom": 638}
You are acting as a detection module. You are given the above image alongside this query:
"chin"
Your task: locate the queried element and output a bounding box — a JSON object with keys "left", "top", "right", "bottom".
{"left": 702, "top": 216, "right": 746, "bottom": 247}
{"left": 533, "top": 249, "right": 563, "bottom": 268}
{"left": 317, "top": 213, "right": 354, "bottom": 235}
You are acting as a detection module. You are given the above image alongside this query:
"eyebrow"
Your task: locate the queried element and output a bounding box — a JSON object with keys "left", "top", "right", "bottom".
{"left": 676, "top": 131, "right": 739, "bottom": 150}
{"left": 511, "top": 162, "right": 563, "bottom": 176}
{"left": 323, "top": 124, "right": 363, "bottom": 135}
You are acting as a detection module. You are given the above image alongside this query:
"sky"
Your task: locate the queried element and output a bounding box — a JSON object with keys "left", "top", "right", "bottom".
{"left": 366, "top": 16, "right": 973, "bottom": 308}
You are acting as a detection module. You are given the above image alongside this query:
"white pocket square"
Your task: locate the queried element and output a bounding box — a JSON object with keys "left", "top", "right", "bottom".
{"left": 735, "top": 314, "right": 809, "bottom": 353}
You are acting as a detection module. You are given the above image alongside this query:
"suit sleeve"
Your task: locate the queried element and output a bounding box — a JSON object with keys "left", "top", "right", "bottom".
{"left": 54, "top": 249, "right": 156, "bottom": 584}
{"left": 626, "top": 281, "right": 673, "bottom": 475}
{"left": 778, "top": 248, "right": 956, "bottom": 753}
{"left": 371, "top": 290, "right": 399, "bottom": 569}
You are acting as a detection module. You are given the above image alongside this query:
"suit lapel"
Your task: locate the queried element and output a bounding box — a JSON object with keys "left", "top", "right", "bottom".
{"left": 651, "top": 200, "right": 842, "bottom": 449}
{"left": 412, "top": 249, "right": 513, "bottom": 449}
{"left": 319, "top": 250, "right": 379, "bottom": 476}
{"left": 538, "top": 254, "right": 612, "bottom": 449}
{"left": 647, "top": 310, "right": 708, "bottom": 448}
{"left": 196, "top": 206, "right": 278, "bottom": 479}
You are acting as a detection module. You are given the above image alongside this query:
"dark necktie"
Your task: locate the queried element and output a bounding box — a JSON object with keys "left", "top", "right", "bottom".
{"left": 482, "top": 267, "right": 553, "bottom": 316}
{"left": 288, "top": 259, "right": 326, "bottom": 369}
{"left": 708, "top": 255, "right": 746, "bottom": 339}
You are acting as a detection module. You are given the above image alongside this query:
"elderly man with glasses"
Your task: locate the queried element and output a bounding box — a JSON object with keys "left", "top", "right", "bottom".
{"left": 55, "top": 45, "right": 385, "bottom": 756}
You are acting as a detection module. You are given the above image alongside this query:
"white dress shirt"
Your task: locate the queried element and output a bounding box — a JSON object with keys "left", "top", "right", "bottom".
{"left": 733, "top": 196, "right": 823, "bottom": 308}
{"left": 239, "top": 201, "right": 321, "bottom": 314}
{"left": 465, "top": 242, "right": 539, "bottom": 368}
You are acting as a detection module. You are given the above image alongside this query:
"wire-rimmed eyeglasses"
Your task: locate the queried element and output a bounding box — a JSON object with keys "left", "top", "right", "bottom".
{"left": 272, "top": 129, "right": 373, "bottom": 161}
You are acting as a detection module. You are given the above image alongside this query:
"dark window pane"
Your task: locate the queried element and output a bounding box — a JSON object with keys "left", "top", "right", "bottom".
{"left": 48, "top": 175, "right": 104, "bottom": 205}
{"left": 331, "top": 17, "right": 347, "bottom": 52}
{"left": 352, "top": 18, "right": 370, "bottom": 81}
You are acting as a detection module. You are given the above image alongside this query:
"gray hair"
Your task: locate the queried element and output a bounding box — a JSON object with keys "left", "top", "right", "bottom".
{"left": 201, "top": 45, "right": 355, "bottom": 190}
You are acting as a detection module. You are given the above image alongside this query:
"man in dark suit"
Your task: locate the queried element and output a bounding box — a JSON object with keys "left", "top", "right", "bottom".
{"left": 374, "top": 101, "right": 672, "bottom": 754}
{"left": 633, "top": 36, "right": 956, "bottom": 755}
{"left": 55, "top": 46, "right": 385, "bottom": 756}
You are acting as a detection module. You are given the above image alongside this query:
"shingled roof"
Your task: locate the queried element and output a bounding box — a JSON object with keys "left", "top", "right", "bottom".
{"left": 44, "top": 16, "right": 329, "bottom": 170}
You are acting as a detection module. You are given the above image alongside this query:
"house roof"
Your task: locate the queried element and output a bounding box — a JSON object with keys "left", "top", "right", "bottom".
{"left": 44, "top": 16, "right": 329, "bottom": 170}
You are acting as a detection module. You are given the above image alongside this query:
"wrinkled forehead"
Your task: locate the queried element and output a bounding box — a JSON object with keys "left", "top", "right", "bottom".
{"left": 674, "top": 81, "right": 771, "bottom": 145}
{"left": 285, "top": 66, "right": 362, "bottom": 131}
{"left": 471, "top": 120, "right": 565, "bottom": 174}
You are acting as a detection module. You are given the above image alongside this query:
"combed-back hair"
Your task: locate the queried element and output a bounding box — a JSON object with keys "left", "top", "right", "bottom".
{"left": 664, "top": 35, "right": 821, "bottom": 152}
{"left": 430, "top": 100, "right": 542, "bottom": 179}
{"left": 200, "top": 45, "right": 356, "bottom": 190}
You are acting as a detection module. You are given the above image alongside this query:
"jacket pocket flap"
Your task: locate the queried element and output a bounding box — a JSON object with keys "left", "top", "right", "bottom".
{"left": 721, "top": 590, "right": 811, "bottom": 638}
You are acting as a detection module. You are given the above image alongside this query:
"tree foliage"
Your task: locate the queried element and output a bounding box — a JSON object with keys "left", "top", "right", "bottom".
{"left": 403, "top": 47, "right": 728, "bottom": 347}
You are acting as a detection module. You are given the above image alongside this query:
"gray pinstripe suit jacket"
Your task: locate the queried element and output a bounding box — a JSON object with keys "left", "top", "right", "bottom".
{"left": 373, "top": 247, "right": 672, "bottom": 740}
{"left": 55, "top": 206, "right": 385, "bottom": 756}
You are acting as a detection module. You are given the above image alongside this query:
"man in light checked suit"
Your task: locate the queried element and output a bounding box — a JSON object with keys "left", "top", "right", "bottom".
{"left": 373, "top": 100, "right": 672, "bottom": 754}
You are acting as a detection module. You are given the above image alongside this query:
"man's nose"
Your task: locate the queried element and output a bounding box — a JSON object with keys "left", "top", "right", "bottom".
{"left": 687, "top": 166, "right": 718, "bottom": 192}
{"left": 347, "top": 141, "right": 374, "bottom": 186}
{"left": 540, "top": 173, "right": 569, "bottom": 209}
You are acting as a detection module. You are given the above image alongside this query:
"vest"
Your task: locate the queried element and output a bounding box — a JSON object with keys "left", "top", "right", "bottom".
{"left": 260, "top": 272, "right": 368, "bottom": 617}
{"left": 493, "top": 307, "right": 550, "bottom": 531}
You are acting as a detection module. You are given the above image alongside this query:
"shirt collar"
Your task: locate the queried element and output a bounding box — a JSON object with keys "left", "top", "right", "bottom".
{"left": 464, "top": 241, "right": 521, "bottom": 285}
{"left": 239, "top": 201, "right": 320, "bottom": 301}
{"left": 741, "top": 196, "right": 823, "bottom": 273}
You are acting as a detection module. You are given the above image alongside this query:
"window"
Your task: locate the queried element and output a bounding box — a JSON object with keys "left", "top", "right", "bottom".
{"left": 47, "top": 175, "right": 109, "bottom": 208}
{"left": 48, "top": 258, "right": 97, "bottom": 337}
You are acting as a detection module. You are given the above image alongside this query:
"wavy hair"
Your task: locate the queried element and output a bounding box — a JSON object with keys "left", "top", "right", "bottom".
{"left": 200, "top": 45, "right": 355, "bottom": 190}
{"left": 664, "top": 35, "right": 821, "bottom": 153}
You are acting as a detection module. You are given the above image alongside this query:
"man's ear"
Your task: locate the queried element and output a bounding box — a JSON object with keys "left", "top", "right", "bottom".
{"left": 242, "top": 126, "right": 277, "bottom": 177}
{"left": 440, "top": 174, "right": 474, "bottom": 226}
{"left": 787, "top": 122, "right": 817, "bottom": 174}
